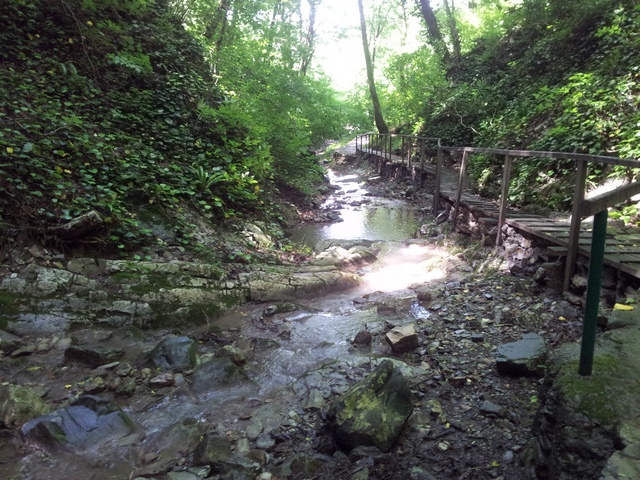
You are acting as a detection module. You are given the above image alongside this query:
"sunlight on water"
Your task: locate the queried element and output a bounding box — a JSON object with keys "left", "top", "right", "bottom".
{"left": 363, "top": 244, "right": 447, "bottom": 292}
{"left": 288, "top": 169, "right": 421, "bottom": 248}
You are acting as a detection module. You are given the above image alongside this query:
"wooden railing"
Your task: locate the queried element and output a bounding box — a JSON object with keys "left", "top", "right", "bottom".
{"left": 355, "top": 133, "right": 640, "bottom": 292}
{"left": 357, "top": 132, "right": 640, "bottom": 375}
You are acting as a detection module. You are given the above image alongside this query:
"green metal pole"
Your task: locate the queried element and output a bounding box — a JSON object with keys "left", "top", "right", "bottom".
{"left": 578, "top": 209, "right": 608, "bottom": 376}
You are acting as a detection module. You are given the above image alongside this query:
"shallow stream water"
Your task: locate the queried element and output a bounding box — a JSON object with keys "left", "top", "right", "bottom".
{"left": 2, "top": 169, "right": 449, "bottom": 479}
{"left": 287, "top": 170, "right": 421, "bottom": 247}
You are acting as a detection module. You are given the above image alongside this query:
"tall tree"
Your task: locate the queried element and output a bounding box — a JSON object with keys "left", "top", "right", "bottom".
{"left": 358, "top": 0, "right": 389, "bottom": 134}
{"left": 417, "top": 0, "right": 451, "bottom": 65}
{"left": 443, "top": 0, "right": 462, "bottom": 65}
{"left": 299, "top": 0, "right": 319, "bottom": 76}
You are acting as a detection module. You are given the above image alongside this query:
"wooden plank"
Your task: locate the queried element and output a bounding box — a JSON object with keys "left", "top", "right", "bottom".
{"left": 603, "top": 254, "right": 640, "bottom": 263}
{"left": 534, "top": 226, "right": 573, "bottom": 232}
{"left": 613, "top": 234, "right": 640, "bottom": 241}
{"left": 605, "top": 246, "right": 640, "bottom": 254}
{"left": 580, "top": 181, "right": 640, "bottom": 217}
{"left": 573, "top": 245, "right": 640, "bottom": 255}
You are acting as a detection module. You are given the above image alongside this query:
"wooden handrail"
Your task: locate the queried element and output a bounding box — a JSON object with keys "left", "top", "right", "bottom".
{"left": 580, "top": 181, "right": 640, "bottom": 217}
{"left": 440, "top": 146, "right": 640, "bottom": 168}
{"left": 355, "top": 133, "right": 640, "bottom": 291}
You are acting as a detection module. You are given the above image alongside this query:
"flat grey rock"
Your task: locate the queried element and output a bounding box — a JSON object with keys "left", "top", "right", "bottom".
{"left": 496, "top": 333, "right": 546, "bottom": 376}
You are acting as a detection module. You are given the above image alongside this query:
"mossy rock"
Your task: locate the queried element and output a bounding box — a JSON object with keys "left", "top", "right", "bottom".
{"left": 554, "top": 354, "right": 627, "bottom": 425}
{"left": 327, "top": 359, "right": 413, "bottom": 452}
{"left": 0, "top": 384, "right": 50, "bottom": 429}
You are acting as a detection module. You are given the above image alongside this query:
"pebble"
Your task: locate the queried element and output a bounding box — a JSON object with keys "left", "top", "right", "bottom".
{"left": 246, "top": 420, "right": 263, "bottom": 441}
{"left": 83, "top": 376, "right": 106, "bottom": 394}
{"left": 116, "top": 363, "right": 133, "bottom": 377}
{"left": 479, "top": 400, "right": 506, "bottom": 417}
{"left": 503, "top": 450, "right": 514, "bottom": 464}
{"left": 256, "top": 432, "right": 275, "bottom": 449}
{"left": 10, "top": 345, "right": 36, "bottom": 358}
{"left": 149, "top": 372, "right": 174, "bottom": 388}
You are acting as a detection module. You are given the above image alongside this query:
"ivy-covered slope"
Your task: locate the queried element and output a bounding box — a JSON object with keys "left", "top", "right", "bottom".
{"left": 418, "top": 0, "right": 640, "bottom": 210}
{"left": 0, "top": 0, "right": 274, "bottom": 252}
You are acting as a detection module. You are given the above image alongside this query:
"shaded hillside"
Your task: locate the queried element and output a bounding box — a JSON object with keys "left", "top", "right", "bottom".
{"left": 0, "top": 0, "right": 291, "bottom": 253}
{"left": 415, "top": 0, "right": 640, "bottom": 210}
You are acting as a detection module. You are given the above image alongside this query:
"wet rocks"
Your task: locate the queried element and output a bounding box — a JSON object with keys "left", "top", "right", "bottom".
{"left": 190, "top": 357, "right": 255, "bottom": 394}
{"left": 312, "top": 245, "right": 377, "bottom": 267}
{"left": 193, "top": 432, "right": 234, "bottom": 466}
{"left": 193, "top": 432, "right": 259, "bottom": 477}
{"left": 139, "top": 335, "right": 197, "bottom": 371}
{"left": 352, "top": 330, "right": 373, "bottom": 347}
{"left": 327, "top": 359, "right": 413, "bottom": 452}
{"left": 248, "top": 265, "right": 362, "bottom": 301}
{"left": 0, "top": 329, "right": 24, "bottom": 354}
{"left": 0, "top": 384, "right": 49, "bottom": 429}
{"left": 64, "top": 345, "right": 125, "bottom": 368}
{"left": 135, "top": 418, "right": 204, "bottom": 477}
{"left": 20, "top": 395, "right": 136, "bottom": 451}
{"left": 496, "top": 333, "right": 547, "bottom": 376}
{"left": 385, "top": 325, "right": 419, "bottom": 354}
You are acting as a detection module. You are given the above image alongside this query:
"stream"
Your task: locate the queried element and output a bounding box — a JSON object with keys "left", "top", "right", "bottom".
{"left": 288, "top": 170, "right": 421, "bottom": 247}
{"left": 1, "top": 168, "right": 448, "bottom": 479}
{"left": 0, "top": 165, "right": 571, "bottom": 479}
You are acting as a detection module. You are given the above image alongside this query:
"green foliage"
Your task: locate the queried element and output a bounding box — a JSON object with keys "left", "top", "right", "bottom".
{"left": 0, "top": 0, "right": 279, "bottom": 250}
{"left": 182, "top": 0, "right": 352, "bottom": 198}
{"left": 384, "top": 0, "right": 640, "bottom": 211}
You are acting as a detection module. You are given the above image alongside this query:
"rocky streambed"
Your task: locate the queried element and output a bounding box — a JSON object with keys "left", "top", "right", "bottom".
{"left": 1, "top": 158, "right": 639, "bottom": 480}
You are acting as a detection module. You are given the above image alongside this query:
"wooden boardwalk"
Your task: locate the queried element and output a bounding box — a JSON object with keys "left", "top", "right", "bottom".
{"left": 359, "top": 145, "right": 640, "bottom": 281}
{"left": 440, "top": 187, "right": 640, "bottom": 279}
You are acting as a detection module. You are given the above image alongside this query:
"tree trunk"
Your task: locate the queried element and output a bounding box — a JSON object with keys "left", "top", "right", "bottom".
{"left": 205, "top": 0, "right": 232, "bottom": 55}
{"left": 443, "top": 0, "right": 462, "bottom": 66}
{"left": 299, "top": 0, "right": 319, "bottom": 76}
{"left": 417, "top": 0, "right": 451, "bottom": 65}
{"left": 358, "top": 0, "right": 389, "bottom": 135}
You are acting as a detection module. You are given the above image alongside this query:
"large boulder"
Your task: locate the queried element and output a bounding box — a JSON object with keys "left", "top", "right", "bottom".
{"left": 139, "top": 335, "right": 197, "bottom": 371}
{"left": 0, "top": 384, "right": 49, "bottom": 429}
{"left": 327, "top": 359, "right": 413, "bottom": 452}
{"left": 20, "top": 395, "right": 137, "bottom": 451}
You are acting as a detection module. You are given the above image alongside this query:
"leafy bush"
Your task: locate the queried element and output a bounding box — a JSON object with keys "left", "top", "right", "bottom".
{"left": 0, "top": 0, "right": 276, "bottom": 250}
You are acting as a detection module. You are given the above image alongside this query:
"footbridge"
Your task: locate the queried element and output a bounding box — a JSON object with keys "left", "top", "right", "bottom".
{"left": 355, "top": 132, "right": 640, "bottom": 374}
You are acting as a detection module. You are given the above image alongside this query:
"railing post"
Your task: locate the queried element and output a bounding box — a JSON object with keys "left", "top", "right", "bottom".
{"left": 434, "top": 143, "right": 443, "bottom": 214}
{"left": 578, "top": 208, "right": 608, "bottom": 376}
{"left": 408, "top": 136, "right": 413, "bottom": 169}
{"left": 452, "top": 149, "right": 469, "bottom": 231}
{"left": 564, "top": 159, "right": 588, "bottom": 291}
{"left": 497, "top": 153, "right": 513, "bottom": 246}
{"left": 419, "top": 138, "right": 425, "bottom": 188}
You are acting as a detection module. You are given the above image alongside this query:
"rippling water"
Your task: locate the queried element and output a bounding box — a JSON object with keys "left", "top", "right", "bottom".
{"left": 287, "top": 170, "right": 420, "bottom": 248}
